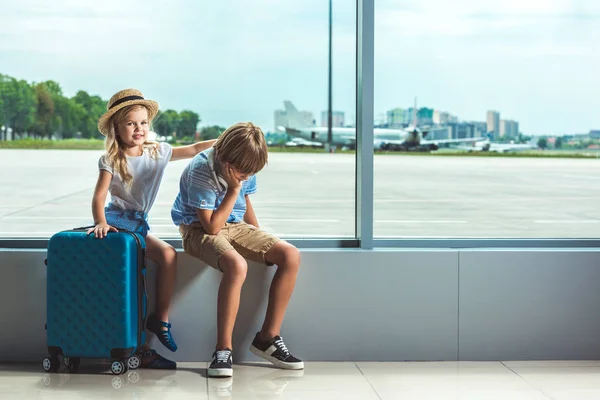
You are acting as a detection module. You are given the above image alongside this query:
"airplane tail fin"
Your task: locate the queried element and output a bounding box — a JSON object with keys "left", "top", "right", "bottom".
{"left": 283, "top": 101, "right": 306, "bottom": 129}
{"left": 412, "top": 96, "right": 418, "bottom": 128}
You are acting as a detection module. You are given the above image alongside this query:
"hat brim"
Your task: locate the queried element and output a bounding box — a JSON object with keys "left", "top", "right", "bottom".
{"left": 97, "top": 99, "right": 159, "bottom": 136}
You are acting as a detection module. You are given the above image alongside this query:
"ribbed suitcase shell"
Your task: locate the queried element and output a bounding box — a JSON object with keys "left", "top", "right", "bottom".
{"left": 46, "top": 230, "right": 146, "bottom": 360}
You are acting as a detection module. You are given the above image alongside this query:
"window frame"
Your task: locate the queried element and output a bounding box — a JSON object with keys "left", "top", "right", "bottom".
{"left": 1, "top": 0, "right": 598, "bottom": 250}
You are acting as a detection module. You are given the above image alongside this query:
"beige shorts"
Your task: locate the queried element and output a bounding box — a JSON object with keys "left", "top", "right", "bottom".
{"left": 179, "top": 222, "right": 281, "bottom": 270}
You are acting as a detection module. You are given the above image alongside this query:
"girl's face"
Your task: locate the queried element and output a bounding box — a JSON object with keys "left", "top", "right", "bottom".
{"left": 117, "top": 107, "right": 149, "bottom": 148}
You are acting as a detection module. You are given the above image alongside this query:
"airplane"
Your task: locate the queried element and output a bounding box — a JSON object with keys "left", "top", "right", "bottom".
{"left": 284, "top": 137, "right": 324, "bottom": 148}
{"left": 277, "top": 100, "right": 488, "bottom": 152}
{"left": 452, "top": 139, "right": 538, "bottom": 153}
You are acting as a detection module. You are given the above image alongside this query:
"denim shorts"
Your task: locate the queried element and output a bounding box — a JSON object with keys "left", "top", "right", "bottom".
{"left": 105, "top": 204, "right": 150, "bottom": 237}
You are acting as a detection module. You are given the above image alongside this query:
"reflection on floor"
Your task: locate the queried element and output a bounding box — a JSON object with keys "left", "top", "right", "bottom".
{"left": 3, "top": 360, "right": 600, "bottom": 399}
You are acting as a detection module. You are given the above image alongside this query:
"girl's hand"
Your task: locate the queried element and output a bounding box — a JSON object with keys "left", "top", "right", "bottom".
{"left": 87, "top": 223, "right": 118, "bottom": 239}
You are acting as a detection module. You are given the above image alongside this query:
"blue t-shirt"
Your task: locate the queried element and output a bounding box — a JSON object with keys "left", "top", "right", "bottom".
{"left": 171, "top": 148, "right": 257, "bottom": 226}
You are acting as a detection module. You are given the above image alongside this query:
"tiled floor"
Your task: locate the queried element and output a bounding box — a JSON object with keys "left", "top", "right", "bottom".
{"left": 2, "top": 361, "right": 600, "bottom": 399}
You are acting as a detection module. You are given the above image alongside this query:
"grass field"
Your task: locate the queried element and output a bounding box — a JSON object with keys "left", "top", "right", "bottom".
{"left": 2, "top": 139, "right": 599, "bottom": 159}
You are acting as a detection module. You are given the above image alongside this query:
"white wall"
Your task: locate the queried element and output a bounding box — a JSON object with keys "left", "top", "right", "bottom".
{"left": 1, "top": 248, "right": 600, "bottom": 363}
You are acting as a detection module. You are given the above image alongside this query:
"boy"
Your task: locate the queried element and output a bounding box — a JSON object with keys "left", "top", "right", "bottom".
{"left": 171, "top": 122, "right": 303, "bottom": 377}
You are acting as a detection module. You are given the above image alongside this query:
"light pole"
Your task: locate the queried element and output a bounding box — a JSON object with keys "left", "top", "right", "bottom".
{"left": 327, "top": 0, "right": 333, "bottom": 153}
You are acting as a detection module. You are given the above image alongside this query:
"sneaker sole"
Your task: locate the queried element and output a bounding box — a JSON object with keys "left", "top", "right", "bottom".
{"left": 208, "top": 368, "right": 233, "bottom": 378}
{"left": 249, "top": 345, "right": 304, "bottom": 370}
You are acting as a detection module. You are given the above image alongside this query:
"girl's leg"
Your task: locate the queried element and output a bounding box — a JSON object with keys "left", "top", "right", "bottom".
{"left": 145, "top": 233, "right": 178, "bottom": 351}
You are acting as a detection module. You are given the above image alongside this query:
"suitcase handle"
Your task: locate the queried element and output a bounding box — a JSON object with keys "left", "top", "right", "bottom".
{"left": 72, "top": 226, "right": 143, "bottom": 235}
{"left": 72, "top": 225, "right": 96, "bottom": 231}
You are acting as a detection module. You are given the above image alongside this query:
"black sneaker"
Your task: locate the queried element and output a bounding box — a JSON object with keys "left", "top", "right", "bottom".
{"left": 208, "top": 349, "right": 233, "bottom": 377}
{"left": 249, "top": 332, "right": 304, "bottom": 370}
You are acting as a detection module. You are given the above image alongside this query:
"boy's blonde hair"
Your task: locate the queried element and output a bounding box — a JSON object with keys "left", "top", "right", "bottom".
{"left": 214, "top": 122, "right": 268, "bottom": 175}
{"left": 104, "top": 104, "right": 159, "bottom": 186}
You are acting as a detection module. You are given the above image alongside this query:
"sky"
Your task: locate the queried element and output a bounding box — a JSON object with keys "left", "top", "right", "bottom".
{"left": 1, "top": 0, "right": 599, "bottom": 135}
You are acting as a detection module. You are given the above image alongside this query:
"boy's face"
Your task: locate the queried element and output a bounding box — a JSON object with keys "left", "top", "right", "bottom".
{"left": 226, "top": 164, "right": 250, "bottom": 183}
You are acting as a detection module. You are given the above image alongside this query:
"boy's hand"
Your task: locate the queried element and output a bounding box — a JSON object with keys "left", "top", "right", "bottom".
{"left": 222, "top": 164, "right": 242, "bottom": 191}
{"left": 88, "top": 223, "right": 118, "bottom": 239}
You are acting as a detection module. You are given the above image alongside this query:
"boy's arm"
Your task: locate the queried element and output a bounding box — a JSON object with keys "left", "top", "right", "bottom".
{"left": 243, "top": 195, "right": 259, "bottom": 228}
{"left": 170, "top": 139, "right": 217, "bottom": 162}
{"left": 196, "top": 185, "right": 241, "bottom": 235}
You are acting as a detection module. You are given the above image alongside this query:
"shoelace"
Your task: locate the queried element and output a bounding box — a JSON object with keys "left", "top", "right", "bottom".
{"left": 159, "top": 330, "right": 175, "bottom": 347}
{"left": 215, "top": 350, "right": 231, "bottom": 363}
{"left": 274, "top": 338, "right": 290, "bottom": 355}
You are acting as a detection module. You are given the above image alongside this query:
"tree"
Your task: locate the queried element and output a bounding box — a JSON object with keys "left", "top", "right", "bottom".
{"left": 53, "top": 96, "right": 86, "bottom": 139}
{"left": 0, "top": 89, "right": 5, "bottom": 140}
{"left": 88, "top": 95, "right": 107, "bottom": 139}
{"left": 34, "top": 83, "right": 55, "bottom": 138}
{"left": 537, "top": 137, "right": 548, "bottom": 150}
{"left": 555, "top": 137, "right": 563, "bottom": 149}
{"left": 43, "top": 80, "right": 63, "bottom": 97}
{"left": 200, "top": 125, "right": 225, "bottom": 140}
{"left": 73, "top": 91, "right": 106, "bottom": 138}
{"left": 12, "top": 79, "right": 36, "bottom": 137}
{"left": 154, "top": 109, "right": 179, "bottom": 137}
{"left": 177, "top": 110, "right": 200, "bottom": 138}
{"left": 0, "top": 75, "right": 16, "bottom": 138}
{"left": 42, "top": 80, "right": 69, "bottom": 138}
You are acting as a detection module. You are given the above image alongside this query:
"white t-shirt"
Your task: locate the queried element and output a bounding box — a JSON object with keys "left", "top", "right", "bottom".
{"left": 98, "top": 142, "right": 173, "bottom": 214}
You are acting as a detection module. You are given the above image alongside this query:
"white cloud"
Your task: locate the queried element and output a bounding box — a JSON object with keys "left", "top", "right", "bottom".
{"left": 1, "top": 0, "right": 599, "bottom": 134}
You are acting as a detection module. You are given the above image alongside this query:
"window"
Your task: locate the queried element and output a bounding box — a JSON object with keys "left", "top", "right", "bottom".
{"left": 0, "top": 1, "right": 357, "bottom": 239}
{"left": 374, "top": 0, "right": 600, "bottom": 238}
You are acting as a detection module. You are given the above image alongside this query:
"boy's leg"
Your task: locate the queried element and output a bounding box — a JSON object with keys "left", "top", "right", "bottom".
{"left": 249, "top": 240, "right": 303, "bottom": 369}
{"left": 216, "top": 249, "right": 249, "bottom": 350}
{"left": 179, "top": 222, "right": 244, "bottom": 377}
{"left": 261, "top": 241, "right": 301, "bottom": 339}
{"left": 144, "top": 233, "right": 178, "bottom": 352}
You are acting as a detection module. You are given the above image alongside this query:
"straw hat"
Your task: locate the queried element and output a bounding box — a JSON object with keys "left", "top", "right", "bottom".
{"left": 97, "top": 89, "right": 159, "bottom": 136}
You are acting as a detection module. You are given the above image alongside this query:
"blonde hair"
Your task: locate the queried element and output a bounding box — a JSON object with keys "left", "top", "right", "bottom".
{"left": 214, "top": 122, "right": 268, "bottom": 175}
{"left": 103, "top": 104, "right": 159, "bottom": 186}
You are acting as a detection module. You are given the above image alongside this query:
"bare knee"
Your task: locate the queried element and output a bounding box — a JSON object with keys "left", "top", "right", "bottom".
{"left": 219, "top": 252, "right": 248, "bottom": 283}
{"left": 269, "top": 243, "right": 301, "bottom": 272}
{"left": 159, "top": 245, "right": 177, "bottom": 268}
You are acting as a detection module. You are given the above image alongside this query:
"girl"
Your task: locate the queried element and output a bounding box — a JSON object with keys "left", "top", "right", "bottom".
{"left": 90, "top": 88, "right": 215, "bottom": 369}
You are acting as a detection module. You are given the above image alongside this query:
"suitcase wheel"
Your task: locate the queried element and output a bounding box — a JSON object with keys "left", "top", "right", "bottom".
{"left": 64, "top": 357, "right": 80, "bottom": 373}
{"left": 127, "top": 355, "right": 141, "bottom": 370}
{"left": 42, "top": 356, "right": 60, "bottom": 373}
{"left": 110, "top": 360, "right": 128, "bottom": 375}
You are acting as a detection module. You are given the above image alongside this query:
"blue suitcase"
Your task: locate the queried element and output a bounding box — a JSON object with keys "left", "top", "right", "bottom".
{"left": 43, "top": 229, "right": 147, "bottom": 375}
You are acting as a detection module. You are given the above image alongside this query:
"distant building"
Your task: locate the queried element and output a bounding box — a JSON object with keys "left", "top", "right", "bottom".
{"left": 589, "top": 130, "right": 600, "bottom": 139}
{"left": 386, "top": 108, "right": 405, "bottom": 128}
{"left": 469, "top": 122, "right": 488, "bottom": 137}
{"left": 448, "top": 122, "right": 482, "bottom": 139}
{"left": 418, "top": 107, "right": 434, "bottom": 125}
{"left": 433, "top": 110, "right": 459, "bottom": 125}
{"left": 320, "top": 111, "right": 345, "bottom": 128}
{"left": 400, "top": 107, "right": 434, "bottom": 126}
{"left": 487, "top": 111, "right": 500, "bottom": 135}
{"left": 500, "top": 120, "right": 519, "bottom": 138}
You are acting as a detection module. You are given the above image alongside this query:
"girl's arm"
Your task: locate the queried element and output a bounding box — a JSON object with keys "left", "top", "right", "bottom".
{"left": 171, "top": 139, "right": 217, "bottom": 162}
{"left": 88, "top": 170, "right": 118, "bottom": 238}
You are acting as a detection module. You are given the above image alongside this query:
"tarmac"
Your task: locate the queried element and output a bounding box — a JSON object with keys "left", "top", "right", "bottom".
{"left": 1, "top": 149, "right": 599, "bottom": 239}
